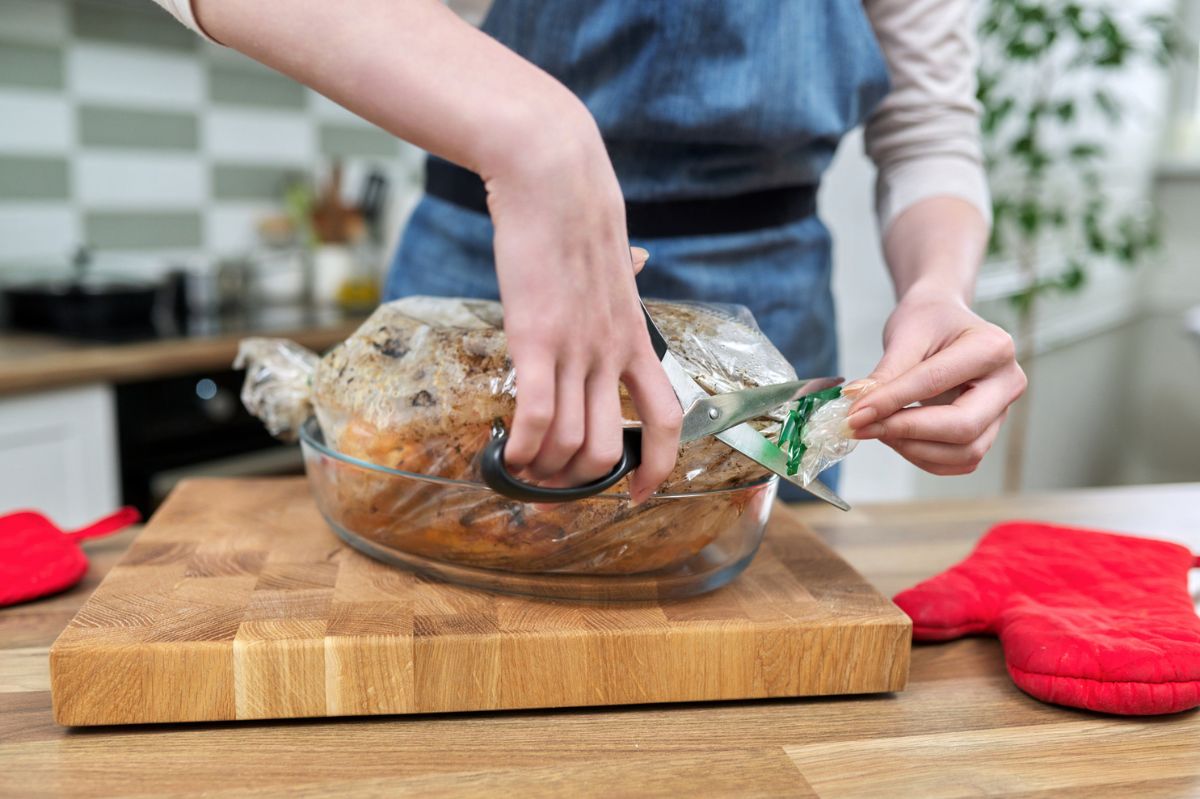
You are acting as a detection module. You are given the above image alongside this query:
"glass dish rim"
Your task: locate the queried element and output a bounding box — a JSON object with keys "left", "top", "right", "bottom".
{"left": 299, "top": 417, "right": 778, "bottom": 501}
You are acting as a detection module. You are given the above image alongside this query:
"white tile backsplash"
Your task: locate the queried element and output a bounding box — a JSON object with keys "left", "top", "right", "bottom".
{"left": 0, "top": 90, "right": 72, "bottom": 152}
{"left": 87, "top": 247, "right": 208, "bottom": 277}
{"left": 203, "top": 109, "right": 314, "bottom": 164}
{"left": 308, "top": 91, "right": 373, "bottom": 126}
{"left": 68, "top": 43, "right": 204, "bottom": 110}
{"left": 76, "top": 151, "right": 207, "bottom": 207}
{"left": 205, "top": 203, "right": 277, "bottom": 255}
{"left": 3, "top": 5, "right": 409, "bottom": 270}
{"left": 0, "top": 206, "right": 78, "bottom": 263}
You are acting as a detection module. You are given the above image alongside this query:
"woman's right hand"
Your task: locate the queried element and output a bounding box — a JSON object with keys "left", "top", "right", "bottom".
{"left": 481, "top": 100, "right": 682, "bottom": 504}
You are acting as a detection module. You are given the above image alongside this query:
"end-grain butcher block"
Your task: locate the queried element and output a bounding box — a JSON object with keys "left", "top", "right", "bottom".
{"left": 48, "top": 478, "right": 911, "bottom": 726}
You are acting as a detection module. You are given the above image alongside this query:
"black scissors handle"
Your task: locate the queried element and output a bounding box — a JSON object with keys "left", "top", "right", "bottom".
{"left": 480, "top": 302, "right": 665, "bottom": 503}
{"left": 480, "top": 427, "right": 644, "bottom": 503}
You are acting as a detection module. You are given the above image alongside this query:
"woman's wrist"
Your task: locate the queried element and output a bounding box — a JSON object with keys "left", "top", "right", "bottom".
{"left": 895, "top": 273, "right": 973, "bottom": 308}
{"left": 469, "top": 81, "right": 599, "bottom": 184}
{"left": 883, "top": 196, "right": 987, "bottom": 306}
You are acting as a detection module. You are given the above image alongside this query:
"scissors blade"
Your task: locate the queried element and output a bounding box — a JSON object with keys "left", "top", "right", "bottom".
{"left": 643, "top": 304, "right": 850, "bottom": 510}
{"left": 680, "top": 377, "right": 843, "bottom": 443}
{"left": 659, "top": 352, "right": 850, "bottom": 510}
{"left": 714, "top": 424, "right": 851, "bottom": 511}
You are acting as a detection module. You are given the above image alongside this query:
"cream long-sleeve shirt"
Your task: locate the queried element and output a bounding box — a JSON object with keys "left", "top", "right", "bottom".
{"left": 153, "top": 0, "right": 989, "bottom": 233}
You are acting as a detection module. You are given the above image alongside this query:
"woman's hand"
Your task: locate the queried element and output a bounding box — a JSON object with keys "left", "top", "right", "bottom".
{"left": 484, "top": 104, "right": 681, "bottom": 503}
{"left": 846, "top": 284, "right": 1027, "bottom": 475}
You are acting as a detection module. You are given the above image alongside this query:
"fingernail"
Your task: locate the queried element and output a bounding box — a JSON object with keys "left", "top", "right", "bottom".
{"left": 853, "top": 423, "right": 885, "bottom": 440}
{"left": 631, "top": 246, "right": 650, "bottom": 262}
{"left": 842, "top": 378, "right": 878, "bottom": 399}
{"left": 846, "top": 407, "right": 877, "bottom": 429}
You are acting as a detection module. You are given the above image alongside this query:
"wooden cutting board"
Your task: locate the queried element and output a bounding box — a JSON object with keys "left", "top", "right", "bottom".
{"left": 49, "top": 477, "right": 911, "bottom": 726}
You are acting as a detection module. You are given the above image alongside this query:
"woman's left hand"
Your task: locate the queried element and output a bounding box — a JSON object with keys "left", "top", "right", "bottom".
{"left": 845, "top": 285, "right": 1027, "bottom": 476}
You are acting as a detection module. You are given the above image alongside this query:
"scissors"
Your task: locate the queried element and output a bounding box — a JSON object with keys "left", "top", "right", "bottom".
{"left": 480, "top": 302, "right": 851, "bottom": 510}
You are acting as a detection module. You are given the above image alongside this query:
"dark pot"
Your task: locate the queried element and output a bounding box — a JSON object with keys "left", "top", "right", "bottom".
{"left": 3, "top": 275, "right": 162, "bottom": 339}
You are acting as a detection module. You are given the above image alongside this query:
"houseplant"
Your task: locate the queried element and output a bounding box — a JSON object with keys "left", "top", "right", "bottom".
{"left": 975, "top": 0, "right": 1179, "bottom": 489}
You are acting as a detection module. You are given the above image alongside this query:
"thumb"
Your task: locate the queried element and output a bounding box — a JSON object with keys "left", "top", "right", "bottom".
{"left": 894, "top": 568, "right": 997, "bottom": 640}
{"left": 630, "top": 246, "right": 649, "bottom": 275}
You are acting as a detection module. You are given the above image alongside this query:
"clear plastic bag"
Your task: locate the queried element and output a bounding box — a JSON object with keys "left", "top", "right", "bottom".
{"left": 233, "top": 338, "right": 318, "bottom": 441}
{"left": 795, "top": 379, "right": 876, "bottom": 486}
{"left": 236, "top": 296, "right": 800, "bottom": 575}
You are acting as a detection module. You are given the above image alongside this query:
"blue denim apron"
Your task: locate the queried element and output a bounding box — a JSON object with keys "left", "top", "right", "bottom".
{"left": 386, "top": 2, "right": 891, "bottom": 495}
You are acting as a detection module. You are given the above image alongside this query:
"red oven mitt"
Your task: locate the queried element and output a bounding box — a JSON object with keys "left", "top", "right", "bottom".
{"left": 0, "top": 507, "right": 140, "bottom": 607}
{"left": 893, "top": 521, "right": 1200, "bottom": 715}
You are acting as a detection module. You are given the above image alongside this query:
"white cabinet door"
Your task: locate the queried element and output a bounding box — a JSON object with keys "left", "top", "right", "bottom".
{"left": 0, "top": 383, "right": 120, "bottom": 528}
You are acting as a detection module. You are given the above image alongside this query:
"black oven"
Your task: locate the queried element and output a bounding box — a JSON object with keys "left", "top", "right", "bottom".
{"left": 115, "top": 368, "right": 302, "bottom": 516}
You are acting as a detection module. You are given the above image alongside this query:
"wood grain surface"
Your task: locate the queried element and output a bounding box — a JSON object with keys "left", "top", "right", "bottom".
{"left": 47, "top": 478, "right": 911, "bottom": 725}
{"left": 5, "top": 482, "right": 1200, "bottom": 798}
{"left": 0, "top": 317, "right": 363, "bottom": 396}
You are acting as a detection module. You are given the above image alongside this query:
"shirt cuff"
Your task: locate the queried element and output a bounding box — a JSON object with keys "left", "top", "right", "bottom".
{"left": 157, "top": 0, "right": 220, "bottom": 44}
{"left": 875, "top": 154, "right": 992, "bottom": 234}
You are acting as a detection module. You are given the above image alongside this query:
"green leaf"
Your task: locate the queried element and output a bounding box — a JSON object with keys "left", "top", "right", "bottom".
{"left": 1069, "top": 142, "right": 1104, "bottom": 161}
{"left": 1009, "top": 288, "right": 1036, "bottom": 314}
{"left": 982, "top": 96, "right": 1016, "bottom": 134}
{"left": 1016, "top": 200, "right": 1042, "bottom": 236}
{"left": 1059, "top": 261, "right": 1086, "bottom": 292}
{"left": 1011, "top": 133, "right": 1036, "bottom": 157}
{"left": 1054, "top": 101, "right": 1076, "bottom": 123}
{"left": 1094, "top": 14, "right": 1132, "bottom": 67}
{"left": 1093, "top": 89, "right": 1122, "bottom": 124}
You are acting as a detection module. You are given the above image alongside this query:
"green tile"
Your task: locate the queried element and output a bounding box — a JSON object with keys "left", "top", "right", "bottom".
{"left": 209, "top": 64, "right": 305, "bottom": 109}
{"left": 0, "top": 41, "right": 63, "bottom": 89}
{"left": 318, "top": 124, "right": 398, "bottom": 159}
{"left": 70, "top": 0, "right": 196, "bottom": 51}
{"left": 0, "top": 156, "right": 69, "bottom": 199}
{"left": 85, "top": 211, "right": 202, "bottom": 249}
{"left": 2, "top": 0, "right": 70, "bottom": 44}
{"left": 212, "top": 164, "right": 303, "bottom": 200}
{"left": 78, "top": 105, "right": 199, "bottom": 150}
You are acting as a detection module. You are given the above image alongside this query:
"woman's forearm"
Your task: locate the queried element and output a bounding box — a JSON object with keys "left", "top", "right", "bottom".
{"left": 881, "top": 195, "right": 988, "bottom": 303}
{"left": 192, "top": 0, "right": 588, "bottom": 178}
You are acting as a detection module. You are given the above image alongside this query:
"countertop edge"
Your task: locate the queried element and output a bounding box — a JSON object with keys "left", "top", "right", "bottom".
{"left": 0, "top": 319, "right": 363, "bottom": 396}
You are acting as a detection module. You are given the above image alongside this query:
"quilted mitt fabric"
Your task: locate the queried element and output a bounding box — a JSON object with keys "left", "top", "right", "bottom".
{"left": 894, "top": 521, "right": 1200, "bottom": 715}
{"left": 0, "top": 507, "right": 139, "bottom": 607}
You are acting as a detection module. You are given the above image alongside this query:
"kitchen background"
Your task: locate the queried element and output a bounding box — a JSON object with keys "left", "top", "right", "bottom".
{"left": 0, "top": 0, "right": 1198, "bottom": 525}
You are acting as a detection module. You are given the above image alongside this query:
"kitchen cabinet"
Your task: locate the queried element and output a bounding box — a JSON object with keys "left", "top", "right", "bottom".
{"left": 0, "top": 383, "right": 119, "bottom": 528}
{"left": 0, "top": 316, "right": 361, "bottom": 523}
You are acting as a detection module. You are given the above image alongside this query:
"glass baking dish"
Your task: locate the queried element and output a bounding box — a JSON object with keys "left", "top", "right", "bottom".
{"left": 299, "top": 418, "right": 777, "bottom": 600}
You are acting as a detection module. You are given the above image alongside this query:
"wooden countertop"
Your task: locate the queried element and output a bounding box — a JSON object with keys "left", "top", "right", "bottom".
{"left": 3, "top": 483, "right": 1199, "bottom": 798}
{"left": 0, "top": 313, "right": 365, "bottom": 396}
